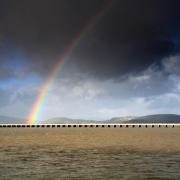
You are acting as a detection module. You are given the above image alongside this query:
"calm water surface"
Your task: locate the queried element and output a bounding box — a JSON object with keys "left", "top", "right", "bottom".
{"left": 0, "top": 128, "right": 180, "bottom": 179}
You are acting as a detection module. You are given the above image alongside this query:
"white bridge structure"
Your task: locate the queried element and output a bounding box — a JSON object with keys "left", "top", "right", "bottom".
{"left": 0, "top": 124, "right": 180, "bottom": 128}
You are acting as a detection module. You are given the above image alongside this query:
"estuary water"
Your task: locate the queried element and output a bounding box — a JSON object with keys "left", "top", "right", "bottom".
{"left": 0, "top": 128, "right": 180, "bottom": 179}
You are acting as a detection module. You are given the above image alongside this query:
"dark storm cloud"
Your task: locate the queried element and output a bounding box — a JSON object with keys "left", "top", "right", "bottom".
{"left": 76, "top": 0, "right": 180, "bottom": 79}
{"left": 0, "top": 0, "right": 180, "bottom": 79}
{"left": 0, "top": 0, "right": 109, "bottom": 74}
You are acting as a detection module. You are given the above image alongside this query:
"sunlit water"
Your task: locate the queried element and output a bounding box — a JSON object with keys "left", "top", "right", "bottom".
{"left": 0, "top": 128, "right": 180, "bottom": 179}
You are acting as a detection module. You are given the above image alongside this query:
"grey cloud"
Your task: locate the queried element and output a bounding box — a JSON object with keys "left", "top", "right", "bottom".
{"left": 0, "top": 88, "right": 11, "bottom": 107}
{"left": 162, "top": 55, "right": 180, "bottom": 75}
{"left": 0, "top": 66, "right": 14, "bottom": 80}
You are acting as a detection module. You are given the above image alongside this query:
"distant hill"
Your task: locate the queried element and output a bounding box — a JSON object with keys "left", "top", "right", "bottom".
{"left": 106, "top": 116, "right": 138, "bottom": 123}
{"left": 41, "top": 117, "right": 100, "bottom": 124}
{"left": 42, "top": 114, "right": 180, "bottom": 124}
{"left": 42, "top": 116, "right": 136, "bottom": 124}
{"left": 125, "top": 114, "right": 180, "bottom": 123}
{"left": 0, "top": 114, "right": 180, "bottom": 124}
{"left": 0, "top": 116, "right": 25, "bottom": 124}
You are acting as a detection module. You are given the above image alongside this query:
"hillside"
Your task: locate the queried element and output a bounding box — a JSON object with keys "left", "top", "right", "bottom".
{"left": 0, "top": 114, "right": 180, "bottom": 124}
{"left": 126, "top": 114, "right": 180, "bottom": 123}
{"left": 0, "top": 116, "right": 25, "bottom": 124}
{"left": 41, "top": 117, "right": 99, "bottom": 124}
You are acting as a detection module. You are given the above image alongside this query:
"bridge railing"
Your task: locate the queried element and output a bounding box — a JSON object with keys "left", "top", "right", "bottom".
{"left": 0, "top": 124, "right": 179, "bottom": 128}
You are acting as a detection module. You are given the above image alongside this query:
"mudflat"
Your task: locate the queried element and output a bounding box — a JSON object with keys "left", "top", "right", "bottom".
{"left": 0, "top": 128, "right": 180, "bottom": 179}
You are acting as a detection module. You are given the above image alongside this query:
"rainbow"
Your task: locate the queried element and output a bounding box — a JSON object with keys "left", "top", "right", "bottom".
{"left": 27, "top": 1, "right": 112, "bottom": 124}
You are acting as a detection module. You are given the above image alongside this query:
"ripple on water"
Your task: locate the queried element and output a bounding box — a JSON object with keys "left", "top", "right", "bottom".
{"left": 0, "top": 128, "right": 179, "bottom": 179}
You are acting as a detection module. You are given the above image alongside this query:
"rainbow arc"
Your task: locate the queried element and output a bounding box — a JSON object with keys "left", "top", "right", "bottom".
{"left": 27, "top": 2, "right": 112, "bottom": 124}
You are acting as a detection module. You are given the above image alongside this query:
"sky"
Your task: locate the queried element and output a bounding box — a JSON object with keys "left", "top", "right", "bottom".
{"left": 0, "top": 0, "right": 180, "bottom": 121}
